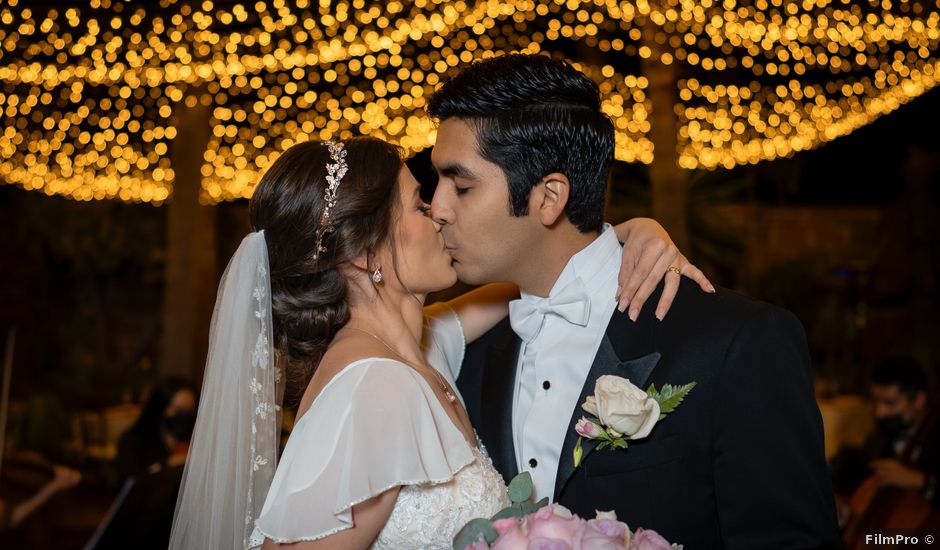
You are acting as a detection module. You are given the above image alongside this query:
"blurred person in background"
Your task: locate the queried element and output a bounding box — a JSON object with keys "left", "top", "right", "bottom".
{"left": 114, "top": 376, "right": 196, "bottom": 481}
{"left": 89, "top": 389, "right": 197, "bottom": 550}
{"left": 865, "top": 358, "right": 939, "bottom": 500}
{"left": 835, "top": 357, "right": 940, "bottom": 544}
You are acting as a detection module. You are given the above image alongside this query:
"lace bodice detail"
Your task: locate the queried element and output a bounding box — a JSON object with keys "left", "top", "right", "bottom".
{"left": 373, "top": 445, "right": 510, "bottom": 549}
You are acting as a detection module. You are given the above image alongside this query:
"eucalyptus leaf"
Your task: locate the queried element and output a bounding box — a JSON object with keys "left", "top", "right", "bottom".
{"left": 507, "top": 471, "right": 534, "bottom": 503}
{"left": 519, "top": 500, "right": 543, "bottom": 515}
{"left": 452, "top": 518, "right": 498, "bottom": 550}
{"left": 490, "top": 503, "right": 525, "bottom": 521}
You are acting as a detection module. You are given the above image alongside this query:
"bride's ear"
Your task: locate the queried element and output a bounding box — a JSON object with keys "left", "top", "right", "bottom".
{"left": 348, "top": 248, "right": 388, "bottom": 279}
{"left": 531, "top": 172, "right": 571, "bottom": 227}
{"left": 349, "top": 252, "right": 372, "bottom": 274}
{"left": 340, "top": 253, "right": 377, "bottom": 290}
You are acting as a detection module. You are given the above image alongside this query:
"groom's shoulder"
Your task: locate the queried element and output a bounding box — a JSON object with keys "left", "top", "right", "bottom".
{"left": 650, "top": 280, "right": 806, "bottom": 342}
{"left": 608, "top": 282, "right": 809, "bottom": 373}
{"left": 675, "top": 279, "right": 791, "bottom": 319}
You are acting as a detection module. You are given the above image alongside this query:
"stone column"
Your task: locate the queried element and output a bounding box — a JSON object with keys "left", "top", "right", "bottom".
{"left": 641, "top": 11, "right": 689, "bottom": 250}
{"left": 160, "top": 101, "right": 217, "bottom": 384}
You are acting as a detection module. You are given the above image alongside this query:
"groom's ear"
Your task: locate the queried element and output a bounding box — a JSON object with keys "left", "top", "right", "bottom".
{"left": 531, "top": 172, "right": 571, "bottom": 227}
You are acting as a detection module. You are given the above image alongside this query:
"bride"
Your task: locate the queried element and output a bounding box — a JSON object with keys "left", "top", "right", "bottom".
{"left": 169, "top": 136, "right": 709, "bottom": 549}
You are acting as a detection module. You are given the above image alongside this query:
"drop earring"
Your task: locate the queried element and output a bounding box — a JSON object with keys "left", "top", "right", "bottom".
{"left": 371, "top": 267, "right": 383, "bottom": 283}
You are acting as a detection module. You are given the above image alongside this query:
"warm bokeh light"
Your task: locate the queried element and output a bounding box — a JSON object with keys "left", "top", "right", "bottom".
{"left": 0, "top": 0, "right": 937, "bottom": 202}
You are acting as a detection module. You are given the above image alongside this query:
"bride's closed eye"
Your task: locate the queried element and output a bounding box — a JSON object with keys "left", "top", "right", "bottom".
{"left": 417, "top": 203, "right": 432, "bottom": 215}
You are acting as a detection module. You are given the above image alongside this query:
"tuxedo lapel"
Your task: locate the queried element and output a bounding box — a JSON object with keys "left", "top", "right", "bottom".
{"left": 606, "top": 307, "right": 661, "bottom": 389}
{"left": 553, "top": 309, "right": 663, "bottom": 500}
{"left": 480, "top": 327, "right": 521, "bottom": 483}
{"left": 626, "top": 349, "right": 660, "bottom": 390}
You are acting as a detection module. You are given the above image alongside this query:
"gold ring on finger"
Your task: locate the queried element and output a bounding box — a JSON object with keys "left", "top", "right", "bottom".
{"left": 667, "top": 265, "right": 682, "bottom": 275}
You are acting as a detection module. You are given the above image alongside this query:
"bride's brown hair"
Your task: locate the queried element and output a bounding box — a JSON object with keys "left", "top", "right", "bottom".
{"left": 249, "top": 137, "right": 403, "bottom": 398}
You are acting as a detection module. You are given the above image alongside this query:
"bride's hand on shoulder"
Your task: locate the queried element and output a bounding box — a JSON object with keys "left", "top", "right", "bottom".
{"left": 613, "top": 218, "right": 715, "bottom": 322}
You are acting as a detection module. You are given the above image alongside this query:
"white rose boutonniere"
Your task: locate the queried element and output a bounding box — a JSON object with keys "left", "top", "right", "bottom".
{"left": 582, "top": 376, "right": 661, "bottom": 439}
{"left": 573, "top": 375, "right": 696, "bottom": 467}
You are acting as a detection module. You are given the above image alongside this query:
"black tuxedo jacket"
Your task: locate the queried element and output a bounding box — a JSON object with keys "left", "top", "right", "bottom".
{"left": 457, "top": 282, "right": 841, "bottom": 549}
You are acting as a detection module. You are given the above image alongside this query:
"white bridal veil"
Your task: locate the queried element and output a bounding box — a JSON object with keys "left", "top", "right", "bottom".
{"left": 169, "top": 231, "right": 283, "bottom": 549}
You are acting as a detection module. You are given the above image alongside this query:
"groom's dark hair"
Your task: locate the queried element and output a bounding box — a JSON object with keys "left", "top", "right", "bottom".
{"left": 428, "top": 54, "right": 614, "bottom": 233}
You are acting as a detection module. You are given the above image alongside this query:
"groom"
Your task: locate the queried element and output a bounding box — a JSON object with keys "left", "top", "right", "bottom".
{"left": 428, "top": 55, "right": 841, "bottom": 548}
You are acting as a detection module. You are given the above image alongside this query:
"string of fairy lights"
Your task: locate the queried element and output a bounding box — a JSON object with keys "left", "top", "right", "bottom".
{"left": 0, "top": 0, "right": 937, "bottom": 203}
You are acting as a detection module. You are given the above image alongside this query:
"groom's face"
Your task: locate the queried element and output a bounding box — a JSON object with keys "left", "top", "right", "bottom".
{"left": 430, "top": 118, "right": 534, "bottom": 285}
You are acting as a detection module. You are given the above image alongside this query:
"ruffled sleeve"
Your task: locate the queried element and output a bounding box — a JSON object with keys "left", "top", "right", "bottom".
{"left": 251, "top": 358, "right": 474, "bottom": 545}
{"left": 422, "top": 302, "right": 466, "bottom": 380}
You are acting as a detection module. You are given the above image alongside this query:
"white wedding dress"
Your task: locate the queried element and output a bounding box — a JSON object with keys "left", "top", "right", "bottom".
{"left": 249, "top": 304, "right": 510, "bottom": 549}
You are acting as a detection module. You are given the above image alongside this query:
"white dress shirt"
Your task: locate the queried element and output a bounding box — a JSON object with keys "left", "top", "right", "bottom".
{"left": 510, "top": 225, "right": 621, "bottom": 501}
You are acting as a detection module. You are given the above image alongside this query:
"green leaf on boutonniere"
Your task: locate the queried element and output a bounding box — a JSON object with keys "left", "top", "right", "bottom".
{"left": 574, "top": 437, "right": 584, "bottom": 467}
{"left": 647, "top": 382, "right": 697, "bottom": 414}
{"left": 507, "top": 471, "right": 534, "bottom": 503}
{"left": 610, "top": 438, "right": 629, "bottom": 450}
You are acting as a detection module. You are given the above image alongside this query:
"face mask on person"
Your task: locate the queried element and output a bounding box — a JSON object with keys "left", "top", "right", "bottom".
{"left": 163, "top": 411, "right": 196, "bottom": 442}
{"left": 876, "top": 414, "right": 912, "bottom": 438}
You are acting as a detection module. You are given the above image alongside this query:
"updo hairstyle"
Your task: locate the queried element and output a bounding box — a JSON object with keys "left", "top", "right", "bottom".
{"left": 249, "top": 136, "right": 404, "bottom": 394}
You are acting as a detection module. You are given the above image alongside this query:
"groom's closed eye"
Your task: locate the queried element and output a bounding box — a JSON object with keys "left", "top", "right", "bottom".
{"left": 436, "top": 163, "right": 477, "bottom": 183}
{"left": 436, "top": 164, "right": 477, "bottom": 196}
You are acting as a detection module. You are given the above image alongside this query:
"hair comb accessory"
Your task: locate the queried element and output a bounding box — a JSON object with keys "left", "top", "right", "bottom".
{"left": 313, "top": 141, "right": 348, "bottom": 261}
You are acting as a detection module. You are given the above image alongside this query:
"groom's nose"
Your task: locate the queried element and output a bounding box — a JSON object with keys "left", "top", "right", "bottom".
{"left": 430, "top": 186, "right": 454, "bottom": 226}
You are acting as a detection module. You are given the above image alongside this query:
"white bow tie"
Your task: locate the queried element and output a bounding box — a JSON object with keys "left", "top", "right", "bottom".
{"left": 509, "top": 278, "right": 591, "bottom": 343}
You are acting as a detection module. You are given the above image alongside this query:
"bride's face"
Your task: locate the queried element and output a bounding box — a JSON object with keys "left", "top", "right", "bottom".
{"left": 382, "top": 166, "right": 457, "bottom": 296}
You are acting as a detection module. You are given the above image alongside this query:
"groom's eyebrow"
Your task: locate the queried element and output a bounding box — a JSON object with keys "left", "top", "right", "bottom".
{"left": 436, "top": 163, "right": 476, "bottom": 181}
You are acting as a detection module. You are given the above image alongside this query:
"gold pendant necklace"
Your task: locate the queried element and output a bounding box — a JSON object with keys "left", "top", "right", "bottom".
{"left": 345, "top": 327, "right": 458, "bottom": 404}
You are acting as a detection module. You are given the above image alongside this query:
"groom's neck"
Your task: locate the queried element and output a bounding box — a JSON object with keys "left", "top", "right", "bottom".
{"left": 517, "top": 226, "right": 599, "bottom": 298}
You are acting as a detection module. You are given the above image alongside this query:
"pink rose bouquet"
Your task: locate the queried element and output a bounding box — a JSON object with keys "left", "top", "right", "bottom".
{"left": 454, "top": 473, "right": 681, "bottom": 550}
{"left": 460, "top": 504, "right": 678, "bottom": 550}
